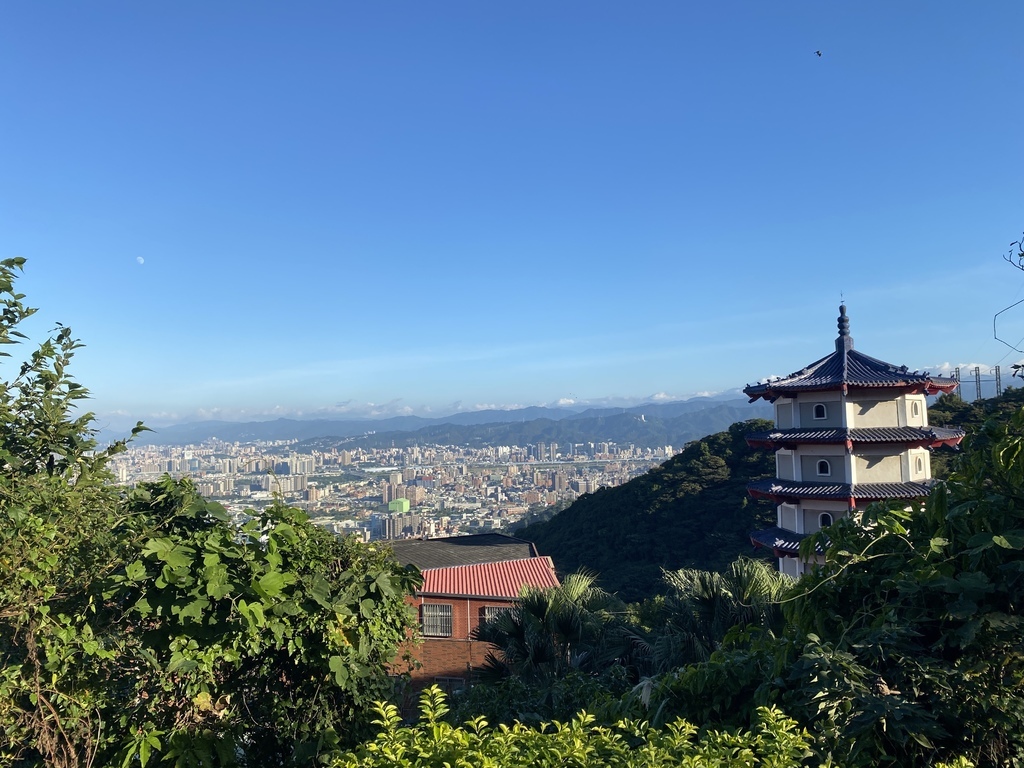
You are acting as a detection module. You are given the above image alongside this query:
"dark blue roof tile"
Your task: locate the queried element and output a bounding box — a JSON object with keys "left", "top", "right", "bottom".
{"left": 747, "top": 478, "right": 934, "bottom": 502}
{"left": 744, "top": 307, "right": 958, "bottom": 401}
{"left": 746, "top": 426, "right": 965, "bottom": 447}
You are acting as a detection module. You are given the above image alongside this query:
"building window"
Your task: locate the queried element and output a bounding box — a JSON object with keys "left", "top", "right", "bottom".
{"left": 912, "top": 400, "right": 921, "bottom": 417}
{"left": 916, "top": 456, "right": 924, "bottom": 473}
{"left": 817, "top": 459, "right": 831, "bottom": 476}
{"left": 819, "top": 513, "right": 834, "bottom": 528}
{"left": 421, "top": 604, "right": 453, "bottom": 637}
{"left": 813, "top": 403, "right": 827, "bottom": 420}
{"left": 481, "top": 606, "right": 512, "bottom": 625}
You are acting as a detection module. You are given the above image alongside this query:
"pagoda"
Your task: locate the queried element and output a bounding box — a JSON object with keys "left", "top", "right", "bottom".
{"left": 743, "top": 306, "right": 964, "bottom": 577}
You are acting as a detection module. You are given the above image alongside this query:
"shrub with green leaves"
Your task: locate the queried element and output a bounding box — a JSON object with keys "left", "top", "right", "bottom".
{"left": 333, "top": 685, "right": 812, "bottom": 768}
{"left": 0, "top": 258, "right": 421, "bottom": 767}
{"left": 641, "top": 404, "right": 1024, "bottom": 767}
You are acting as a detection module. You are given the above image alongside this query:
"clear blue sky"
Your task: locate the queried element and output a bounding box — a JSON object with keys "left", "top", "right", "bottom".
{"left": 2, "top": 2, "right": 1023, "bottom": 431}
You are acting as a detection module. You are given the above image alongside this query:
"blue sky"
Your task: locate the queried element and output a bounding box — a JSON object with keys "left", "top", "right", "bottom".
{"left": 2, "top": 2, "right": 1023, "bottom": 431}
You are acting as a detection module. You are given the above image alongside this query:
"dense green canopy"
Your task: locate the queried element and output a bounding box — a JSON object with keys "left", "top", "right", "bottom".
{"left": 519, "top": 420, "right": 777, "bottom": 602}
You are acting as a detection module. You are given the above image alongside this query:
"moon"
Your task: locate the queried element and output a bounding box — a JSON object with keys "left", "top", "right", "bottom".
{"left": 136, "top": 257, "right": 145, "bottom": 265}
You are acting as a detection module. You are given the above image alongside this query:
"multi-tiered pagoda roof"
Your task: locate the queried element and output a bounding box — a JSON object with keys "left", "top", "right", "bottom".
{"left": 743, "top": 306, "right": 964, "bottom": 562}
{"left": 744, "top": 306, "right": 959, "bottom": 402}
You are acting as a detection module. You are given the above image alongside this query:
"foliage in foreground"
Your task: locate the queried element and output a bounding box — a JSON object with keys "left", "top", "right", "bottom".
{"left": 454, "top": 559, "right": 789, "bottom": 727}
{"left": 0, "top": 258, "right": 421, "bottom": 767}
{"left": 333, "top": 685, "right": 812, "bottom": 768}
{"left": 643, "top": 405, "right": 1024, "bottom": 767}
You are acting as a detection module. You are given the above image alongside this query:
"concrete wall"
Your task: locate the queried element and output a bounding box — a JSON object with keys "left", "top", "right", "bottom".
{"left": 907, "top": 395, "right": 927, "bottom": 427}
{"left": 854, "top": 447, "right": 904, "bottom": 483}
{"left": 778, "top": 503, "right": 799, "bottom": 531}
{"left": 849, "top": 396, "right": 898, "bottom": 428}
{"left": 777, "top": 451, "right": 795, "bottom": 480}
{"left": 802, "top": 507, "right": 846, "bottom": 533}
{"left": 909, "top": 448, "right": 930, "bottom": 480}
{"left": 776, "top": 401, "right": 794, "bottom": 429}
{"left": 800, "top": 454, "right": 846, "bottom": 482}
{"left": 798, "top": 399, "right": 843, "bottom": 428}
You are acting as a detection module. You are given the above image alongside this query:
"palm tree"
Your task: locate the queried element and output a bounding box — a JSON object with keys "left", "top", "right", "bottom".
{"left": 647, "top": 557, "right": 789, "bottom": 673}
{"left": 472, "top": 570, "right": 624, "bottom": 682}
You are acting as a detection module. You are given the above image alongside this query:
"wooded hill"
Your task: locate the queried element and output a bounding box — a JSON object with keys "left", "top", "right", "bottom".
{"left": 517, "top": 419, "right": 777, "bottom": 602}
{"left": 926, "top": 386, "right": 1024, "bottom": 476}
{"left": 519, "top": 390, "right": 1021, "bottom": 603}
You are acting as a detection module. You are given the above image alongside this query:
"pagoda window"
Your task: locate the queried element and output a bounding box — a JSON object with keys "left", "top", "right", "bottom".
{"left": 916, "top": 456, "right": 924, "bottom": 473}
{"left": 813, "top": 403, "right": 828, "bottom": 420}
{"left": 816, "top": 459, "right": 831, "bottom": 476}
{"left": 819, "top": 512, "right": 834, "bottom": 528}
{"left": 911, "top": 400, "right": 921, "bottom": 417}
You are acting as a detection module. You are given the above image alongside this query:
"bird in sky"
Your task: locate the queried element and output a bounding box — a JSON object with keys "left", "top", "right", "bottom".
{"left": 815, "top": 50, "right": 822, "bottom": 57}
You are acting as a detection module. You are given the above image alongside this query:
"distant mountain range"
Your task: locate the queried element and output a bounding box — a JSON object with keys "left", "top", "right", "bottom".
{"left": 130, "top": 395, "right": 771, "bottom": 449}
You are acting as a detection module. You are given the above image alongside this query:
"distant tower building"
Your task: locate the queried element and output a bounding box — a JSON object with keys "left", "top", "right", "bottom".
{"left": 744, "top": 306, "right": 964, "bottom": 577}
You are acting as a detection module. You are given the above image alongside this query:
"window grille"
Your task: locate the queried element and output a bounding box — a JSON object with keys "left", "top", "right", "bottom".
{"left": 482, "top": 606, "right": 512, "bottom": 624}
{"left": 422, "top": 604, "right": 453, "bottom": 637}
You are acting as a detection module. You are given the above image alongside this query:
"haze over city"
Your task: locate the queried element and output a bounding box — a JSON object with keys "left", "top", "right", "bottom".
{"left": 3, "top": 3, "right": 1023, "bottom": 434}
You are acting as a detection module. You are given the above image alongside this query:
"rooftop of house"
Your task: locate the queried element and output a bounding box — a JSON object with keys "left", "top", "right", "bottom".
{"left": 419, "top": 556, "right": 560, "bottom": 599}
{"left": 388, "top": 532, "right": 539, "bottom": 571}
{"left": 744, "top": 306, "right": 958, "bottom": 403}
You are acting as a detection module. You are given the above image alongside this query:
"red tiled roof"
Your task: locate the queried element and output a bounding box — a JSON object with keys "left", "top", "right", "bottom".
{"left": 419, "top": 556, "right": 559, "bottom": 599}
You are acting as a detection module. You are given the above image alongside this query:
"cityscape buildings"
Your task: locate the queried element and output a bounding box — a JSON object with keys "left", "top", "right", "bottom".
{"left": 109, "top": 438, "right": 675, "bottom": 542}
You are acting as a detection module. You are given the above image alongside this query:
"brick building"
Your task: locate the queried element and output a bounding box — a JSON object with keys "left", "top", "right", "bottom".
{"left": 389, "top": 533, "right": 559, "bottom": 691}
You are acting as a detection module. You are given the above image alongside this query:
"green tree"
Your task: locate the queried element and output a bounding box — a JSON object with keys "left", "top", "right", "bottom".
{"left": 472, "top": 571, "right": 624, "bottom": 682}
{"left": 645, "top": 557, "right": 789, "bottom": 672}
{"left": 519, "top": 421, "right": 777, "bottom": 602}
{"left": 645, "top": 404, "right": 1024, "bottom": 767}
{"left": 0, "top": 259, "right": 421, "bottom": 767}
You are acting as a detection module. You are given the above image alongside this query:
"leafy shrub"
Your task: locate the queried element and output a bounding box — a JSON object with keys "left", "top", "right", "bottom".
{"left": 332, "top": 685, "right": 812, "bottom": 768}
{"left": 0, "top": 259, "right": 421, "bottom": 767}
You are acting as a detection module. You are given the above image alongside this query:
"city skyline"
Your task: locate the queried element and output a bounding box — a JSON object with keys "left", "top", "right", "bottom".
{"left": 3, "top": 3, "right": 1023, "bottom": 435}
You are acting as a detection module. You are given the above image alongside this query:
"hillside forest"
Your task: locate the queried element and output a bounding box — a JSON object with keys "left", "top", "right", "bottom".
{"left": 515, "top": 387, "right": 1024, "bottom": 603}
{"left": 3, "top": 258, "right": 1023, "bottom": 767}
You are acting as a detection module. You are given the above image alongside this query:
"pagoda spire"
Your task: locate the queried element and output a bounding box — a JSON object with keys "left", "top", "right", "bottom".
{"left": 836, "top": 304, "right": 854, "bottom": 353}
